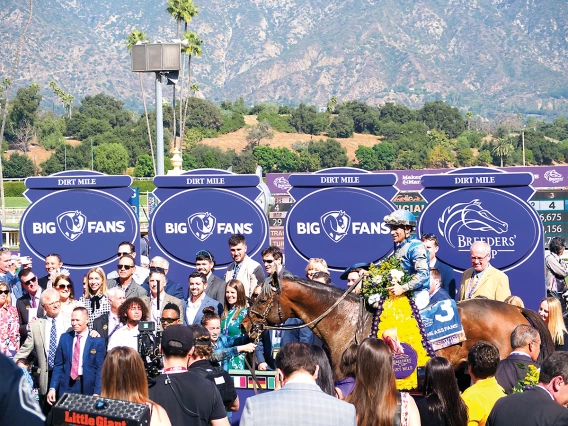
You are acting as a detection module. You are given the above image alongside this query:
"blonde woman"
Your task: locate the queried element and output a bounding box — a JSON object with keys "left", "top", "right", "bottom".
{"left": 504, "top": 295, "right": 525, "bottom": 308}
{"left": 539, "top": 296, "right": 568, "bottom": 351}
{"left": 305, "top": 258, "right": 329, "bottom": 280}
{"left": 79, "top": 267, "right": 110, "bottom": 328}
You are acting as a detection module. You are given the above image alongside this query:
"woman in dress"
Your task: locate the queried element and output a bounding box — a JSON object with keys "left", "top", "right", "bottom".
{"left": 221, "top": 279, "right": 251, "bottom": 370}
{"left": 539, "top": 296, "right": 568, "bottom": 351}
{"left": 346, "top": 338, "right": 421, "bottom": 426}
{"left": 415, "top": 357, "right": 468, "bottom": 426}
{"left": 201, "top": 306, "right": 256, "bottom": 371}
{"left": 54, "top": 274, "right": 82, "bottom": 316}
{"left": 334, "top": 343, "right": 357, "bottom": 399}
{"left": 79, "top": 267, "right": 110, "bottom": 328}
{"left": 101, "top": 347, "right": 171, "bottom": 426}
{"left": 0, "top": 281, "right": 19, "bottom": 358}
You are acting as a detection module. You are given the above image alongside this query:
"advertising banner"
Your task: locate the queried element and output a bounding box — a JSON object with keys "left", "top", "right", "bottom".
{"left": 19, "top": 171, "right": 140, "bottom": 296}
{"left": 284, "top": 167, "right": 398, "bottom": 285}
{"left": 149, "top": 169, "right": 270, "bottom": 293}
{"left": 417, "top": 167, "right": 545, "bottom": 309}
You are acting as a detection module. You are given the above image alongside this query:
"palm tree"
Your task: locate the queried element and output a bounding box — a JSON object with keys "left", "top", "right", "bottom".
{"left": 492, "top": 138, "right": 515, "bottom": 167}
{"left": 0, "top": 0, "right": 33, "bottom": 224}
{"left": 466, "top": 111, "right": 473, "bottom": 131}
{"left": 179, "top": 31, "right": 202, "bottom": 150}
{"left": 126, "top": 29, "right": 156, "bottom": 175}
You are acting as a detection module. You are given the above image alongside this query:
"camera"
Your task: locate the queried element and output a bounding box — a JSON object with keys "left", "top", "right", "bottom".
{"left": 137, "top": 321, "right": 162, "bottom": 380}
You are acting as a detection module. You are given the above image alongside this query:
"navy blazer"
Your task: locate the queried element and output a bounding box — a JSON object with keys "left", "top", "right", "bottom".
{"left": 280, "top": 318, "right": 323, "bottom": 348}
{"left": 50, "top": 331, "right": 105, "bottom": 396}
{"left": 141, "top": 278, "right": 184, "bottom": 300}
{"left": 434, "top": 259, "right": 456, "bottom": 299}
{"left": 255, "top": 330, "right": 276, "bottom": 370}
{"left": 183, "top": 294, "right": 223, "bottom": 326}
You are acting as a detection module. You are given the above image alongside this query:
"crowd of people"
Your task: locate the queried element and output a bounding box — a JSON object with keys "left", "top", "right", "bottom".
{"left": 1, "top": 214, "right": 568, "bottom": 425}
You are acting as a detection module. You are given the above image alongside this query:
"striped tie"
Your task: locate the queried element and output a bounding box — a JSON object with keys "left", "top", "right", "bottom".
{"left": 48, "top": 320, "right": 57, "bottom": 369}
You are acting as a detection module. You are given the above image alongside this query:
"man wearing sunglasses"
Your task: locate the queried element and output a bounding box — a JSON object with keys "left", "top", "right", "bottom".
{"left": 105, "top": 241, "right": 148, "bottom": 285}
{"left": 140, "top": 256, "right": 184, "bottom": 300}
{"left": 196, "top": 250, "right": 226, "bottom": 306}
{"left": 107, "top": 254, "right": 148, "bottom": 299}
{"left": 16, "top": 269, "right": 44, "bottom": 346}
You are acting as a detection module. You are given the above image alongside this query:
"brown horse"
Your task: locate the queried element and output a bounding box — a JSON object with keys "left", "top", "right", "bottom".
{"left": 242, "top": 274, "right": 554, "bottom": 378}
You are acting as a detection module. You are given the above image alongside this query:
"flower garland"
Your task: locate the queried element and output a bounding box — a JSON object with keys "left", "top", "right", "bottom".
{"left": 511, "top": 364, "right": 539, "bottom": 393}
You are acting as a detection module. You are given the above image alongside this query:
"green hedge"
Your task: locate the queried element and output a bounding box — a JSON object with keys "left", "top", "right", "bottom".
{"left": 131, "top": 180, "right": 155, "bottom": 192}
{"left": 3, "top": 182, "right": 26, "bottom": 197}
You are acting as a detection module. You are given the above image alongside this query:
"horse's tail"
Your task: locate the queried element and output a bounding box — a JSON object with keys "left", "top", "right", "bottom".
{"left": 521, "top": 307, "right": 555, "bottom": 364}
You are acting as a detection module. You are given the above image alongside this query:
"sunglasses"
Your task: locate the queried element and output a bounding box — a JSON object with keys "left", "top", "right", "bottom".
{"left": 0, "top": 290, "right": 9, "bottom": 295}
{"left": 24, "top": 276, "right": 37, "bottom": 285}
{"left": 263, "top": 259, "right": 275, "bottom": 264}
{"left": 160, "top": 317, "right": 179, "bottom": 324}
{"left": 117, "top": 251, "right": 131, "bottom": 257}
{"left": 57, "top": 284, "right": 72, "bottom": 290}
{"left": 118, "top": 264, "right": 134, "bottom": 270}
{"left": 0, "top": 247, "right": 9, "bottom": 252}
{"left": 150, "top": 266, "right": 166, "bottom": 274}
{"left": 196, "top": 250, "right": 213, "bottom": 261}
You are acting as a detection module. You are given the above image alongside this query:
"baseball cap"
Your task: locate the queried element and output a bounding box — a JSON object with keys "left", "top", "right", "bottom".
{"left": 161, "top": 324, "right": 194, "bottom": 351}
{"left": 340, "top": 262, "right": 370, "bottom": 280}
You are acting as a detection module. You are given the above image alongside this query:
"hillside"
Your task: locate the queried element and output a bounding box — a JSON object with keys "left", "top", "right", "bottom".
{"left": 0, "top": 0, "right": 567, "bottom": 119}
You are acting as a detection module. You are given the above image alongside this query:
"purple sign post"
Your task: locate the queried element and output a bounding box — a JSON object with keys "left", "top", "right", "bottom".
{"left": 417, "top": 167, "right": 545, "bottom": 310}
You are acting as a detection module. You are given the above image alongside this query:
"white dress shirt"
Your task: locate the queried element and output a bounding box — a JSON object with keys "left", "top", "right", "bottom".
{"left": 107, "top": 324, "right": 139, "bottom": 351}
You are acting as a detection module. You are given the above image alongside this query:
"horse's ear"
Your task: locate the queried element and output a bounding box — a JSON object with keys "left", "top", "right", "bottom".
{"left": 271, "top": 271, "right": 280, "bottom": 291}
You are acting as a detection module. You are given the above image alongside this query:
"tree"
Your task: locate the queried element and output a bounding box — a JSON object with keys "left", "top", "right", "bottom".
{"left": 393, "top": 150, "right": 423, "bottom": 170}
{"left": 456, "top": 148, "right": 476, "bottom": 167}
{"left": 373, "top": 142, "right": 397, "bottom": 170}
{"left": 326, "top": 95, "right": 338, "bottom": 113}
{"left": 379, "top": 103, "right": 414, "bottom": 124}
{"left": 11, "top": 118, "right": 35, "bottom": 153}
{"left": 477, "top": 150, "right": 493, "bottom": 166}
{"left": 94, "top": 143, "right": 129, "bottom": 175}
{"left": 3, "top": 152, "right": 34, "bottom": 178}
{"left": 134, "top": 154, "right": 155, "bottom": 177}
{"left": 289, "top": 104, "right": 328, "bottom": 135}
{"left": 355, "top": 146, "right": 378, "bottom": 170}
{"left": 416, "top": 100, "right": 466, "bottom": 138}
{"left": 427, "top": 145, "right": 454, "bottom": 168}
{"left": 246, "top": 120, "right": 274, "bottom": 149}
{"left": 252, "top": 146, "right": 277, "bottom": 173}
{"left": 166, "top": 0, "right": 198, "bottom": 37}
{"left": 126, "top": 29, "right": 155, "bottom": 175}
{"left": 336, "top": 100, "right": 380, "bottom": 133}
{"left": 307, "top": 139, "right": 348, "bottom": 168}
{"left": 328, "top": 113, "right": 354, "bottom": 138}
{"left": 6, "top": 84, "right": 42, "bottom": 143}
{"left": 180, "top": 30, "right": 203, "bottom": 150}
{"left": 492, "top": 138, "right": 515, "bottom": 167}
{"left": 182, "top": 97, "right": 223, "bottom": 130}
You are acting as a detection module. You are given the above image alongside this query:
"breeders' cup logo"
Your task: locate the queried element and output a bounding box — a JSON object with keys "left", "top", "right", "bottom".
{"left": 56, "top": 211, "right": 87, "bottom": 242}
{"left": 544, "top": 169, "right": 564, "bottom": 184}
{"left": 320, "top": 210, "right": 351, "bottom": 243}
{"left": 438, "top": 200, "right": 508, "bottom": 248}
{"left": 188, "top": 212, "right": 217, "bottom": 242}
{"left": 273, "top": 176, "right": 292, "bottom": 191}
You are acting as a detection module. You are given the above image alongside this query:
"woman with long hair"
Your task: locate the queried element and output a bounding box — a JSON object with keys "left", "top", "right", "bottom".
{"left": 54, "top": 274, "right": 82, "bottom": 316}
{"left": 417, "top": 357, "right": 468, "bottom": 426}
{"left": 312, "top": 345, "right": 336, "bottom": 397}
{"left": 305, "top": 258, "right": 329, "bottom": 280}
{"left": 101, "top": 347, "right": 171, "bottom": 426}
{"left": 79, "top": 267, "right": 110, "bottom": 328}
{"left": 334, "top": 343, "right": 357, "bottom": 399}
{"left": 221, "top": 279, "right": 250, "bottom": 370}
{"left": 539, "top": 296, "right": 568, "bottom": 351}
{"left": 0, "top": 281, "right": 19, "bottom": 358}
{"left": 202, "top": 306, "right": 256, "bottom": 371}
{"left": 346, "top": 338, "right": 420, "bottom": 426}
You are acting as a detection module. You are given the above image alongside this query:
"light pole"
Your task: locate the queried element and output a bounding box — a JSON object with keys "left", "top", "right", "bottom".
{"left": 91, "top": 139, "right": 94, "bottom": 170}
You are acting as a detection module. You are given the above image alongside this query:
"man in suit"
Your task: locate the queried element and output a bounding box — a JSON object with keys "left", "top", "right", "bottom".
{"left": 47, "top": 307, "right": 105, "bottom": 405}
{"left": 37, "top": 253, "right": 62, "bottom": 290}
{"left": 496, "top": 324, "right": 541, "bottom": 393}
{"left": 421, "top": 233, "right": 457, "bottom": 299}
{"left": 487, "top": 352, "right": 568, "bottom": 426}
{"left": 140, "top": 256, "right": 184, "bottom": 300}
{"left": 142, "top": 268, "right": 184, "bottom": 331}
{"left": 458, "top": 241, "right": 511, "bottom": 301}
{"left": 107, "top": 254, "right": 147, "bottom": 299}
{"left": 14, "top": 288, "right": 71, "bottom": 413}
{"left": 92, "top": 287, "right": 125, "bottom": 347}
{"left": 17, "top": 269, "right": 44, "bottom": 345}
{"left": 183, "top": 272, "right": 223, "bottom": 326}
{"left": 196, "top": 250, "right": 226, "bottom": 305}
{"left": 224, "top": 234, "right": 265, "bottom": 297}
{"left": 240, "top": 342, "right": 356, "bottom": 426}
{"left": 427, "top": 268, "right": 452, "bottom": 307}
{"left": 106, "top": 241, "right": 147, "bottom": 285}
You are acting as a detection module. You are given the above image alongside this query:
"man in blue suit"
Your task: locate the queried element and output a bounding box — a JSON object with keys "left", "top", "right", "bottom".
{"left": 46, "top": 307, "right": 105, "bottom": 405}
{"left": 421, "top": 234, "right": 457, "bottom": 299}
{"left": 183, "top": 272, "right": 223, "bottom": 326}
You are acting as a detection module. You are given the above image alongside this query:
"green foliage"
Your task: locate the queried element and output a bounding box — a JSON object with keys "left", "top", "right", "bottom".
{"left": 246, "top": 120, "right": 274, "bottom": 149}
{"left": 374, "top": 143, "right": 397, "bottom": 170}
{"left": 257, "top": 111, "right": 296, "bottom": 133}
{"left": 477, "top": 150, "right": 493, "bottom": 166}
{"left": 307, "top": 138, "right": 348, "bottom": 168}
{"left": 289, "top": 104, "right": 329, "bottom": 135}
{"left": 231, "top": 150, "right": 257, "bottom": 174}
{"left": 378, "top": 102, "right": 415, "bottom": 124}
{"left": 134, "top": 154, "right": 155, "bottom": 177}
{"left": 183, "top": 97, "right": 223, "bottom": 131}
{"left": 93, "top": 143, "right": 129, "bottom": 174}
{"left": 456, "top": 148, "right": 476, "bottom": 167}
{"left": 37, "top": 115, "right": 67, "bottom": 149}
{"left": 5, "top": 84, "right": 42, "bottom": 142}
{"left": 393, "top": 150, "right": 423, "bottom": 170}
{"left": 328, "top": 113, "right": 354, "bottom": 138}
{"left": 427, "top": 145, "right": 454, "bottom": 168}
{"left": 3, "top": 181, "right": 27, "bottom": 197}
{"left": 249, "top": 102, "right": 279, "bottom": 115}
{"left": 131, "top": 180, "right": 156, "bottom": 192}
{"left": 219, "top": 110, "right": 245, "bottom": 135}
{"left": 3, "top": 152, "right": 35, "bottom": 178}
{"left": 336, "top": 100, "right": 380, "bottom": 134}
{"left": 416, "top": 100, "right": 466, "bottom": 138}
{"left": 355, "top": 146, "right": 378, "bottom": 170}
{"left": 538, "top": 117, "right": 568, "bottom": 141}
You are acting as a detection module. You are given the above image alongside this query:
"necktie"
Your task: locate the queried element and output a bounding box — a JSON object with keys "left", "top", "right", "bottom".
{"left": 108, "top": 321, "right": 121, "bottom": 339}
{"left": 233, "top": 262, "right": 241, "bottom": 278}
{"left": 48, "top": 319, "right": 57, "bottom": 369}
{"left": 70, "top": 334, "right": 82, "bottom": 380}
{"left": 31, "top": 296, "right": 36, "bottom": 308}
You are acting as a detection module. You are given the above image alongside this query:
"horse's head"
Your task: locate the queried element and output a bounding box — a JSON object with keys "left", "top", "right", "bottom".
{"left": 461, "top": 201, "right": 508, "bottom": 234}
{"left": 241, "top": 271, "right": 288, "bottom": 340}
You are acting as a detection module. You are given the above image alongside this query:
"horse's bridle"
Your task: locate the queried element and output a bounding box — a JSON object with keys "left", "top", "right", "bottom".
{"left": 247, "top": 284, "right": 284, "bottom": 342}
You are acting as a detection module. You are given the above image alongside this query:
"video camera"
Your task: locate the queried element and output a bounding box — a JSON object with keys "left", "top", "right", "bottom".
{"left": 137, "top": 321, "right": 162, "bottom": 380}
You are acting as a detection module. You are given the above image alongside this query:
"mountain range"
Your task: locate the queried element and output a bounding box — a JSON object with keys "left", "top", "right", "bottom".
{"left": 1, "top": 0, "right": 567, "bottom": 118}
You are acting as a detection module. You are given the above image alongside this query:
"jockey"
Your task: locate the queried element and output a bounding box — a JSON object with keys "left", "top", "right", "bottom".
{"left": 384, "top": 210, "right": 431, "bottom": 310}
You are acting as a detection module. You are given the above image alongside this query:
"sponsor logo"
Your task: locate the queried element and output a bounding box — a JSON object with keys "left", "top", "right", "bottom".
{"left": 320, "top": 210, "right": 351, "bottom": 243}
{"left": 544, "top": 169, "right": 564, "bottom": 183}
{"left": 188, "top": 212, "right": 217, "bottom": 241}
{"left": 438, "top": 199, "right": 509, "bottom": 248}
{"left": 56, "top": 211, "right": 86, "bottom": 242}
{"left": 273, "top": 176, "right": 292, "bottom": 191}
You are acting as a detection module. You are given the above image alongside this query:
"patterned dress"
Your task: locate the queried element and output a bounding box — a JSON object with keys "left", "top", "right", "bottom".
{"left": 79, "top": 295, "right": 110, "bottom": 329}
{"left": 220, "top": 306, "right": 248, "bottom": 370}
{"left": 0, "top": 304, "right": 20, "bottom": 357}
